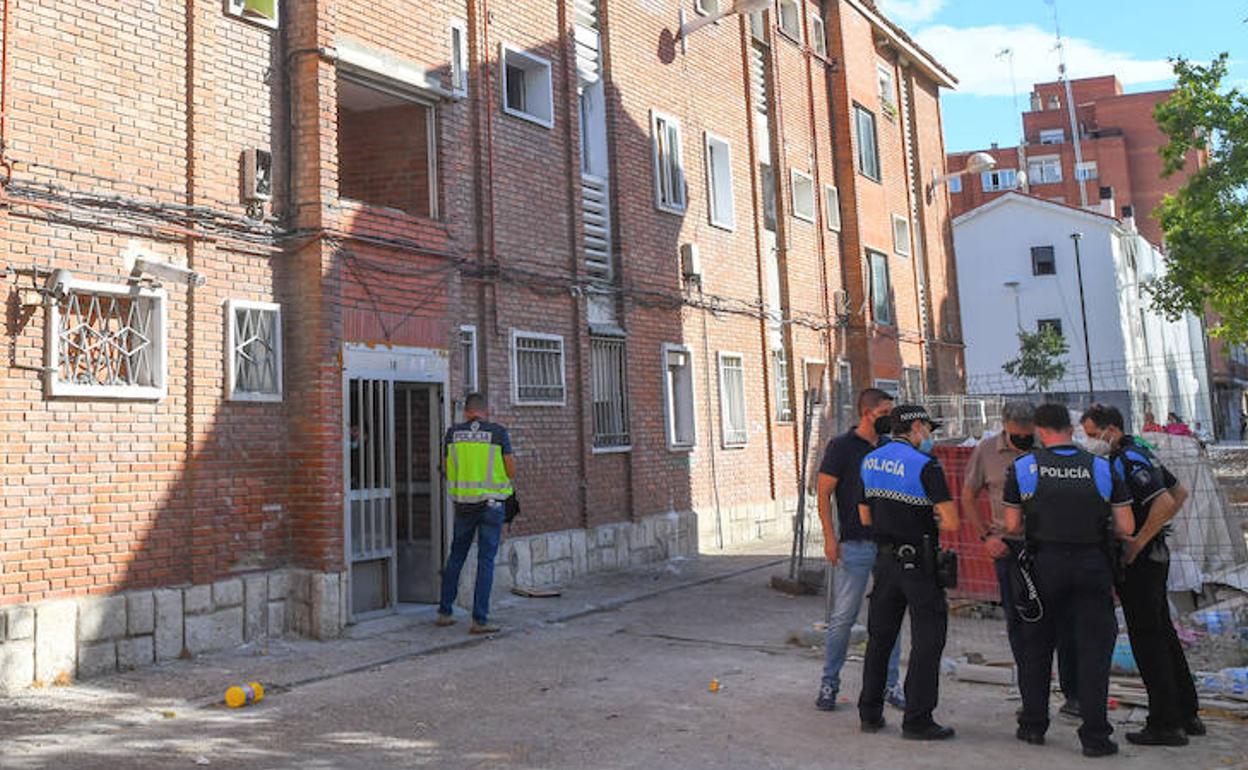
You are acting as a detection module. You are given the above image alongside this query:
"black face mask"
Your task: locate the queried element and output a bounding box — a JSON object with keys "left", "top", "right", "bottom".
{"left": 1008, "top": 433, "right": 1035, "bottom": 450}
{"left": 873, "top": 415, "right": 894, "bottom": 437}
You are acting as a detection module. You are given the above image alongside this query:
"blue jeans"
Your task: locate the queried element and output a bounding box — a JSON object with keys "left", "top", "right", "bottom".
{"left": 822, "top": 540, "right": 901, "bottom": 691}
{"left": 438, "top": 503, "right": 505, "bottom": 624}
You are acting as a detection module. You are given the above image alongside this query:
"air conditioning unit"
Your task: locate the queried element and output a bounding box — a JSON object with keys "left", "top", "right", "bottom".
{"left": 226, "top": 0, "right": 279, "bottom": 28}
{"left": 242, "top": 148, "right": 273, "bottom": 202}
{"left": 679, "top": 243, "right": 701, "bottom": 281}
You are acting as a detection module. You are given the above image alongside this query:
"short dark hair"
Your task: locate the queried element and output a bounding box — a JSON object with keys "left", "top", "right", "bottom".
{"left": 857, "top": 388, "right": 894, "bottom": 416}
{"left": 464, "top": 392, "right": 488, "bottom": 413}
{"left": 1080, "top": 403, "right": 1124, "bottom": 431}
{"left": 1033, "top": 403, "right": 1072, "bottom": 431}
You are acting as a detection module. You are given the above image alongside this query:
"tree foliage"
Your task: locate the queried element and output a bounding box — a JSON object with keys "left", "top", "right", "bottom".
{"left": 1152, "top": 53, "right": 1248, "bottom": 342}
{"left": 1002, "top": 328, "right": 1069, "bottom": 394}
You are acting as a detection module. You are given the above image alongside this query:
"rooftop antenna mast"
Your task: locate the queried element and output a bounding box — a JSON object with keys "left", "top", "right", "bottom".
{"left": 1045, "top": 0, "right": 1088, "bottom": 206}
{"left": 996, "top": 47, "right": 1030, "bottom": 191}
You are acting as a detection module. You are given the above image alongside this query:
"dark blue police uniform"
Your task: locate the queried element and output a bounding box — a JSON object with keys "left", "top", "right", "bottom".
{"left": 1111, "top": 436, "right": 1200, "bottom": 735}
{"left": 1004, "top": 445, "right": 1131, "bottom": 752}
{"left": 856, "top": 439, "right": 953, "bottom": 733}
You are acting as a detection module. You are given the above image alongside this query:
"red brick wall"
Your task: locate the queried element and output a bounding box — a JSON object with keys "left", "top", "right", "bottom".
{"left": 337, "top": 104, "right": 433, "bottom": 217}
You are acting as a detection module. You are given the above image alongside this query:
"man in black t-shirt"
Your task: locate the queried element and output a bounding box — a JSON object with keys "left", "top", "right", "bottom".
{"left": 813, "top": 388, "right": 903, "bottom": 712}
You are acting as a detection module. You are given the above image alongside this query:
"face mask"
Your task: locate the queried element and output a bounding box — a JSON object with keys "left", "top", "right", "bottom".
{"left": 1008, "top": 433, "right": 1035, "bottom": 451}
{"left": 1084, "top": 437, "right": 1112, "bottom": 457}
{"left": 919, "top": 437, "right": 935, "bottom": 453}
{"left": 873, "top": 415, "right": 893, "bottom": 437}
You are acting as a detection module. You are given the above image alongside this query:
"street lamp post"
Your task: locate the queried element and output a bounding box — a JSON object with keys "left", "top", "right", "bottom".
{"left": 1070, "top": 232, "right": 1094, "bottom": 402}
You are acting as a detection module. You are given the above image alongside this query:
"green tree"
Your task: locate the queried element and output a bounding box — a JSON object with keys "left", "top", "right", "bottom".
{"left": 1152, "top": 53, "right": 1248, "bottom": 342}
{"left": 1002, "top": 328, "right": 1069, "bottom": 394}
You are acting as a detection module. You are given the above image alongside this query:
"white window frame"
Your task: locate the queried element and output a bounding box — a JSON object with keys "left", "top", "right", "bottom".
{"left": 449, "top": 20, "right": 469, "bottom": 97}
{"left": 225, "top": 298, "right": 283, "bottom": 402}
{"left": 891, "top": 214, "right": 912, "bottom": 257}
{"left": 777, "top": 0, "right": 801, "bottom": 40}
{"left": 1038, "top": 128, "right": 1065, "bottom": 145}
{"left": 510, "top": 329, "right": 566, "bottom": 406}
{"left": 947, "top": 175, "right": 962, "bottom": 193}
{"left": 874, "top": 378, "right": 900, "bottom": 399}
{"left": 225, "top": 0, "right": 279, "bottom": 30}
{"left": 1076, "top": 160, "right": 1099, "bottom": 181}
{"left": 459, "top": 324, "right": 478, "bottom": 394}
{"left": 877, "top": 62, "right": 896, "bottom": 116}
{"left": 695, "top": 0, "right": 721, "bottom": 15}
{"left": 662, "top": 343, "right": 697, "bottom": 451}
{"left": 790, "top": 169, "right": 816, "bottom": 223}
{"left": 46, "top": 279, "right": 168, "bottom": 400}
{"left": 855, "top": 105, "right": 881, "bottom": 181}
{"left": 1027, "top": 155, "right": 1063, "bottom": 185}
{"left": 500, "top": 44, "right": 554, "bottom": 129}
{"left": 717, "top": 351, "right": 749, "bottom": 447}
{"left": 902, "top": 366, "right": 924, "bottom": 402}
{"left": 824, "top": 184, "right": 841, "bottom": 231}
{"left": 704, "top": 132, "right": 736, "bottom": 230}
{"left": 869, "top": 249, "right": 893, "bottom": 326}
{"left": 651, "top": 109, "right": 687, "bottom": 214}
{"left": 981, "top": 168, "right": 1017, "bottom": 192}
{"left": 809, "top": 13, "right": 827, "bottom": 57}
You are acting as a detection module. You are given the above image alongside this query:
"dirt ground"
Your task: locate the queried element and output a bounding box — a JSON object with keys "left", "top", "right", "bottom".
{"left": 2, "top": 550, "right": 1246, "bottom": 770}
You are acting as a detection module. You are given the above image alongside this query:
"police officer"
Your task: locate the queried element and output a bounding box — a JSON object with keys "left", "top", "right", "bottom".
{"left": 1080, "top": 404, "right": 1204, "bottom": 745}
{"left": 437, "top": 392, "right": 516, "bottom": 634}
{"left": 1004, "top": 404, "right": 1133, "bottom": 757}
{"left": 857, "top": 405, "right": 960, "bottom": 740}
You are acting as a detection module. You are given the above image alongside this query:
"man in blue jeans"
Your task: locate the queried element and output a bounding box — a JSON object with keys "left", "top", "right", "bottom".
{"left": 437, "top": 393, "right": 516, "bottom": 634}
{"left": 814, "top": 388, "right": 903, "bottom": 711}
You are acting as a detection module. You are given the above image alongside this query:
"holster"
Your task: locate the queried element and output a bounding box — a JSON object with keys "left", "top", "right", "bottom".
{"left": 921, "top": 535, "right": 958, "bottom": 589}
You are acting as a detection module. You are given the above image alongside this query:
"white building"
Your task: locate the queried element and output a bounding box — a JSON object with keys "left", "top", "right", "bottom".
{"left": 953, "top": 192, "right": 1213, "bottom": 431}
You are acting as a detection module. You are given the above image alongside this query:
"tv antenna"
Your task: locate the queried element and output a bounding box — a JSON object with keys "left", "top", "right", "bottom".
{"left": 1044, "top": 0, "right": 1088, "bottom": 206}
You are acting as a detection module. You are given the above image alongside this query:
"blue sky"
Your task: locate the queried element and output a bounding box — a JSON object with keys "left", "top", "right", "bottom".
{"left": 875, "top": 0, "right": 1248, "bottom": 152}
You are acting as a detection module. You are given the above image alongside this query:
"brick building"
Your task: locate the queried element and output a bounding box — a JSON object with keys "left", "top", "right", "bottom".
{"left": 0, "top": 0, "right": 962, "bottom": 688}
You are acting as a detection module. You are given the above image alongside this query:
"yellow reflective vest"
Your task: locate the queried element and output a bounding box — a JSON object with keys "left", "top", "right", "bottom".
{"left": 445, "top": 421, "right": 513, "bottom": 504}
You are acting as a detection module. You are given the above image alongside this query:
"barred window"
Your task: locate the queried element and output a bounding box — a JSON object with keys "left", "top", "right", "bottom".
{"left": 590, "top": 336, "right": 630, "bottom": 449}
{"left": 773, "top": 348, "right": 793, "bottom": 422}
{"left": 718, "top": 352, "right": 748, "bottom": 447}
{"left": 511, "top": 330, "right": 565, "bottom": 405}
{"left": 47, "top": 281, "right": 166, "bottom": 399}
{"left": 227, "top": 300, "right": 282, "bottom": 401}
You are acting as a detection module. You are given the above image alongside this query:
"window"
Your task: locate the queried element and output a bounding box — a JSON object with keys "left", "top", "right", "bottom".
{"left": 835, "top": 360, "right": 853, "bottom": 429}
{"left": 773, "top": 348, "right": 793, "bottom": 421}
{"left": 824, "top": 184, "right": 841, "bottom": 230}
{"left": 1076, "top": 161, "right": 1099, "bottom": 181}
{"left": 47, "top": 280, "right": 167, "bottom": 399}
{"left": 854, "top": 105, "right": 880, "bottom": 181}
{"left": 877, "top": 63, "right": 896, "bottom": 118}
{"left": 511, "top": 330, "right": 565, "bottom": 405}
{"left": 449, "top": 20, "right": 468, "bottom": 96}
{"left": 902, "top": 366, "right": 923, "bottom": 402}
{"left": 695, "top": 0, "right": 720, "bottom": 14}
{"left": 1047, "top": 94, "right": 1060, "bottom": 110}
{"left": 947, "top": 175, "right": 962, "bottom": 193}
{"left": 459, "top": 325, "right": 478, "bottom": 394}
{"left": 803, "top": 359, "right": 827, "bottom": 404}
{"left": 1037, "top": 318, "right": 1063, "bottom": 337}
{"left": 651, "top": 111, "right": 687, "bottom": 213}
{"left": 226, "top": 299, "right": 282, "bottom": 402}
{"left": 790, "top": 169, "right": 815, "bottom": 223}
{"left": 1031, "top": 245, "right": 1056, "bottom": 275}
{"left": 705, "top": 133, "right": 735, "bottom": 230}
{"left": 337, "top": 75, "right": 437, "bottom": 218}
{"left": 760, "top": 162, "right": 777, "bottom": 231}
{"left": 501, "top": 45, "right": 554, "bottom": 128}
{"left": 981, "top": 168, "right": 1017, "bottom": 192}
{"left": 1027, "top": 156, "right": 1063, "bottom": 185}
{"left": 590, "top": 337, "right": 630, "bottom": 449}
{"left": 892, "top": 214, "right": 911, "bottom": 257}
{"left": 778, "top": 0, "right": 800, "bottom": 39}
{"left": 874, "top": 379, "right": 900, "bottom": 399}
{"left": 809, "top": 13, "right": 827, "bottom": 57}
{"left": 226, "top": 0, "right": 278, "bottom": 28}
{"left": 1038, "top": 128, "right": 1065, "bottom": 145}
{"left": 749, "top": 9, "right": 766, "bottom": 41}
{"left": 663, "top": 344, "right": 696, "bottom": 449}
{"left": 718, "top": 352, "right": 748, "bottom": 446}
{"left": 869, "top": 250, "right": 892, "bottom": 326}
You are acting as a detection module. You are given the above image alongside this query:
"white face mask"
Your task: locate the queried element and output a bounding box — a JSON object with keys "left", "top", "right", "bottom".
{"left": 1083, "top": 437, "right": 1112, "bottom": 457}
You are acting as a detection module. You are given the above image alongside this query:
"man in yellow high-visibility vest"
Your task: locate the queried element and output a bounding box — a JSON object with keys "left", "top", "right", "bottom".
{"left": 437, "top": 392, "right": 516, "bottom": 634}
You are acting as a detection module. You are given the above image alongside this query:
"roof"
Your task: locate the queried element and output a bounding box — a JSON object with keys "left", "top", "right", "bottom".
{"left": 951, "top": 191, "right": 1122, "bottom": 229}
{"left": 847, "top": 0, "right": 958, "bottom": 89}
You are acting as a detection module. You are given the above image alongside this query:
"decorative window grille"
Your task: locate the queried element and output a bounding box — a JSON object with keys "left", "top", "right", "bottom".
{"left": 226, "top": 299, "right": 282, "bottom": 401}
{"left": 590, "top": 336, "right": 630, "bottom": 448}
{"left": 718, "top": 352, "right": 748, "bottom": 446}
{"left": 47, "top": 280, "right": 166, "bottom": 399}
{"left": 459, "top": 325, "right": 478, "bottom": 394}
{"left": 664, "top": 344, "right": 696, "bottom": 449}
{"left": 511, "top": 331, "right": 565, "bottom": 405}
{"left": 773, "top": 348, "right": 793, "bottom": 422}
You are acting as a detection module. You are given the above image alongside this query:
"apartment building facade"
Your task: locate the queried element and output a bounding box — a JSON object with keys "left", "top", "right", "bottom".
{"left": 0, "top": 0, "right": 961, "bottom": 688}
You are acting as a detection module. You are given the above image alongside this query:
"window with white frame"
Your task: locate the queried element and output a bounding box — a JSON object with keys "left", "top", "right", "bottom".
{"left": 869, "top": 250, "right": 893, "bottom": 326}
{"left": 47, "top": 280, "right": 167, "bottom": 399}
{"left": 590, "top": 336, "right": 630, "bottom": 449}
{"left": 790, "top": 169, "right": 815, "bottom": 223}
{"left": 854, "top": 105, "right": 880, "bottom": 181}
{"left": 773, "top": 348, "right": 793, "bottom": 422}
{"left": 981, "top": 168, "right": 1017, "bottom": 191}
{"left": 1076, "top": 160, "right": 1099, "bottom": 181}
{"left": 902, "top": 366, "right": 923, "bottom": 402}
{"left": 226, "top": 0, "right": 278, "bottom": 29}
{"left": 511, "top": 330, "right": 565, "bottom": 405}
{"left": 947, "top": 175, "right": 962, "bottom": 193}
{"left": 459, "top": 324, "right": 478, "bottom": 394}
{"left": 877, "top": 63, "right": 896, "bottom": 117}
{"left": 663, "top": 344, "right": 696, "bottom": 449}
{"left": 874, "top": 378, "right": 900, "bottom": 399}
{"left": 1038, "top": 128, "right": 1065, "bottom": 144}
{"left": 809, "top": 13, "right": 827, "bottom": 57}
{"left": 718, "top": 352, "right": 748, "bottom": 446}
{"left": 651, "top": 110, "right": 687, "bottom": 213}
{"left": 824, "top": 184, "right": 841, "bottom": 230}
{"left": 449, "top": 20, "right": 468, "bottom": 95}
{"left": 892, "top": 214, "right": 911, "bottom": 256}
{"left": 501, "top": 44, "right": 553, "bottom": 128}
{"left": 778, "top": 0, "right": 800, "bottom": 39}
{"left": 705, "top": 132, "right": 735, "bottom": 230}
{"left": 226, "top": 299, "right": 282, "bottom": 402}
{"left": 695, "top": 0, "right": 721, "bottom": 14}
{"left": 1027, "top": 156, "right": 1063, "bottom": 185}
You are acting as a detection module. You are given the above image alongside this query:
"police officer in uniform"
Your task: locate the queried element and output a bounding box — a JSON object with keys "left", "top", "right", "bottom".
{"left": 1081, "top": 404, "right": 1204, "bottom": 745}
{"left": 437, "top": 392, "right": 516, "bottom": 634}
{"left": 857, "top": 405, "right": 960, "bottom": 740}
{"left": 1004, "top": 404, "right": 1133, "bottom": 757}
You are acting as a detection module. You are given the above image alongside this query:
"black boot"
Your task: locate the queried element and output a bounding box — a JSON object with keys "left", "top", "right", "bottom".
{"left": 1126, "top": 727, "right": 1189, "bottom": 747}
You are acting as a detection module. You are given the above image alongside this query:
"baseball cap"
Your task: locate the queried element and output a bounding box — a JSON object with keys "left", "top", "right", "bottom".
{"left": 890, "top": 404, "right": 942, "bottom": 430}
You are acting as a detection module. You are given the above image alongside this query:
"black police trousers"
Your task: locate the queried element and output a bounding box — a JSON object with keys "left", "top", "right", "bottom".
{"left": 997, "top": 540, "right": 1079, "bottom": 699}
{"left": 858, "top": 550, "right": 948, "bottom": 729}
{"left": 1019, "top": 545, "right": 1116, "bottom": 745}
{"left": 1120, "top": 548, "right": 1199, "bottom": 730}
